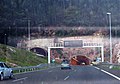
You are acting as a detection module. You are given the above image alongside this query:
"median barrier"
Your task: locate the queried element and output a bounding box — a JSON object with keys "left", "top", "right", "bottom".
{"left": 12, "top": 63, "right": 58, "bottom": 74}
{"left": 96, "top": 62, "right": 120, "bottom": 69}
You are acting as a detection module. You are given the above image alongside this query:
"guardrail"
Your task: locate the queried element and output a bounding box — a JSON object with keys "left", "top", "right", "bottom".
{"left": 12, "top": 63, "right": 58, "bottom": 74}
{"left": 97, "top": 62, "right": 120, "bottom": 69}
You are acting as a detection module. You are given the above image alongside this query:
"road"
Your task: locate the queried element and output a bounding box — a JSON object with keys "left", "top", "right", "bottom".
{"left": 0, "top": 65, "right": 120, "bottom": 84}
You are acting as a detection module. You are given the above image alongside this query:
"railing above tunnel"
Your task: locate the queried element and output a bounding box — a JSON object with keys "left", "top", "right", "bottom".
{"left": 83, "top": 42, "right": 103, "bottom": 47}
{"left": 50, "top": 42, "right": 103, "bottom": 47}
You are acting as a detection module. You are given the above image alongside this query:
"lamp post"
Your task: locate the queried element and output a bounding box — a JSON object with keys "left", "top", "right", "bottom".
{"left": 107, "top": 12, "right": 112, "bottom": 63}
{"left": 28, "top": 19, "right": 31, "bottom": 51}
{"left": 4, "top": 33, "right": 7, "bottom": 45}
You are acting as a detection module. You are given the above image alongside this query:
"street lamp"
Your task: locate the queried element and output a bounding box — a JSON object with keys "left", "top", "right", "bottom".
{"left": 28, "top": 19, "right": 31, "bottom": 51}
{"left": 4, "top": 33, "right": 7, "bottom": 45}
{"left": 107, "top": 12, "right": 112, "bottom": 63}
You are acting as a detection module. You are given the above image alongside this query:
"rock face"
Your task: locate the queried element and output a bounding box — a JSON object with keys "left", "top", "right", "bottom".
{"left": 118, "top": 57, "right": 120, "bottom": 63}
{"left": 116, "top": 50, "right": 120, "bottom": 64}
{"left": 113, "top": 42, "right": 120, "bottom": 63}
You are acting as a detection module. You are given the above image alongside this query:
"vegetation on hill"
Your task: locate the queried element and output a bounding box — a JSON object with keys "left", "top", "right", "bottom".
{"left": 0, "top": 0, "right": 120, "bottom": 27}
{"left": 0, "top": 44, "right": 47, "bottom": 67}
{"left": 1, "top": 0, "right": 120, "bottom": 45}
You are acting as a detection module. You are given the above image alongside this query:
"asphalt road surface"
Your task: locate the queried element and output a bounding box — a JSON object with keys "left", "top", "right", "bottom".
{"left": 0, "top": 65, "right": 120, "bottom": 84}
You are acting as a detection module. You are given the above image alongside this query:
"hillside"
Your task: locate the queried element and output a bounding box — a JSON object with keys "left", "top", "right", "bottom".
{"left": 0, "top": 44, "right": 47, "bottom": 67}
{"left": 0, "top": 0, "right": 120, "bottom": 27}
{"left": 1, "top": 0, "right": 120, "bottom": 45}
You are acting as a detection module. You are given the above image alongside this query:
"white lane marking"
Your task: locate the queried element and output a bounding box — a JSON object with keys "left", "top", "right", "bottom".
{"left": 55, "top": 76, "right": 58, "bottom": 80}
{"left": 94, "top": 66, "right": 100, "bottom": 70}
{"left": 64, "top": 76, "right": 69, "bottom": 80}
{"left": 41, "top": 81, "right": 44, "bottom": 84}
{"left": 94, "top": 66, "right": 120, "bottom": 81}
{"left": 48, "top": 70, "right": 53, "bottom": 73}
{"left": 74, "top": 70, "right": 77, "bottom": 72}
{"left": 12, "top": 77, "right": 28, "bottom": 82}
{"left": 101, "top": 69, "right": 120, "bottom": 81}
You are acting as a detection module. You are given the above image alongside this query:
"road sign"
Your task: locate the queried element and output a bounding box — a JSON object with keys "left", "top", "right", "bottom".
{"left": 64, "top": 40, "right": 83, "bottom": 47}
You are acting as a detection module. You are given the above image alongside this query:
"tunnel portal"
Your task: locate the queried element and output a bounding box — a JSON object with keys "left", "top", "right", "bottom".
{"left": 70, "top": 55, "right": 91, "bottom": 65}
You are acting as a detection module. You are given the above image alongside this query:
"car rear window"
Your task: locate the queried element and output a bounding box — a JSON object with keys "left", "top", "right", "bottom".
{"left": 62, "top": 60, "right": 69, "bottom": 64}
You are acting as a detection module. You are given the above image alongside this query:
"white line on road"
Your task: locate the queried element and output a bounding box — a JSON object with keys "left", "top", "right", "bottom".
{"left": 74, "top": 70, "right": 77, "bottom": 72}
{"left": 55, "top": 76, "right": 58, "bottom": 80}
{"left": 48, "top": 70, "right": 53, "bottom": 73}
{"left": 12, "top": 77, "right": 28, "bottom": 82}
{"left": 94, "top": 66, "right": 100, "bottom": 70}
{"left": 41, "top": 81, "right": 44, "bottom": 84}
{"left": 94, "top": 66, "right": 120, "bottom": 81}
{"left": 64, "top": 76, "right": 69, "bottom": 80}
{"left": 101, "top": 69, "right": 120, "bottom": 81}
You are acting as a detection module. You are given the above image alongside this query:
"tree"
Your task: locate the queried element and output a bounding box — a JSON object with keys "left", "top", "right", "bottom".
{"left": 63, "top": 6, "right": 80, "bottom": 26}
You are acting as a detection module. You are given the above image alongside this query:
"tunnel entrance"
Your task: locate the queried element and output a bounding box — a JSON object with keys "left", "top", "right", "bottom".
{"left": 48, "top": 40, "right": 104, "bottom": 64}
{"left": 70, "top": 55, "right": 91, "bottom": 65}
{"left": 30, "top": 47, "right": 48, "bottom": 57}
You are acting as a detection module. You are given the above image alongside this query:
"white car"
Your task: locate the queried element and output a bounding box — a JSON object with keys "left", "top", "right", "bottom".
{"left": 61, "top": 60, "right": 71, "bottom": 69}
{"left": 0, "top": 62, "right": 14, "bottom": 80}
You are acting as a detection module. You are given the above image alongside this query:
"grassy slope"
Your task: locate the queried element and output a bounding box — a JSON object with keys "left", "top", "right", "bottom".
{"left": 0, "top": 44, "right": 47, "bottom": 67}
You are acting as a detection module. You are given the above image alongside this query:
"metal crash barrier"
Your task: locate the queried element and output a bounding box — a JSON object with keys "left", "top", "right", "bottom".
{"left": 97, "top": 62, "right": 120, "bottom": 69}
{"left": 12, "top": 63, "right": 58, "bottom": 74}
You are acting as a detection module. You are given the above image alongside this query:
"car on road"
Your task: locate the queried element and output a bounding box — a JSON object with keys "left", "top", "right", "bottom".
{"left": 0, "top": 62, "right": 14, "bottom": 80}
{"left": 61, "top": 60, "right": 71, "bottom": 69}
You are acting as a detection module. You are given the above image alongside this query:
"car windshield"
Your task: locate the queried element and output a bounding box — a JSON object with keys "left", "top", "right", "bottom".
{"left": 0, "top": 63, "right": 4, "bottom": 68}
{"left": 4, "top": 63, "right": 9, "bottom": 68}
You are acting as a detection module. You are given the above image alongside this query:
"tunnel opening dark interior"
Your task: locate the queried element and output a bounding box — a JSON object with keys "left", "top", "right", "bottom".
{"left": 70, "top": 55, "right": 91, "bottom": 65}
{"left": 30, "top": 47, "right": 48, "bottom": 57}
